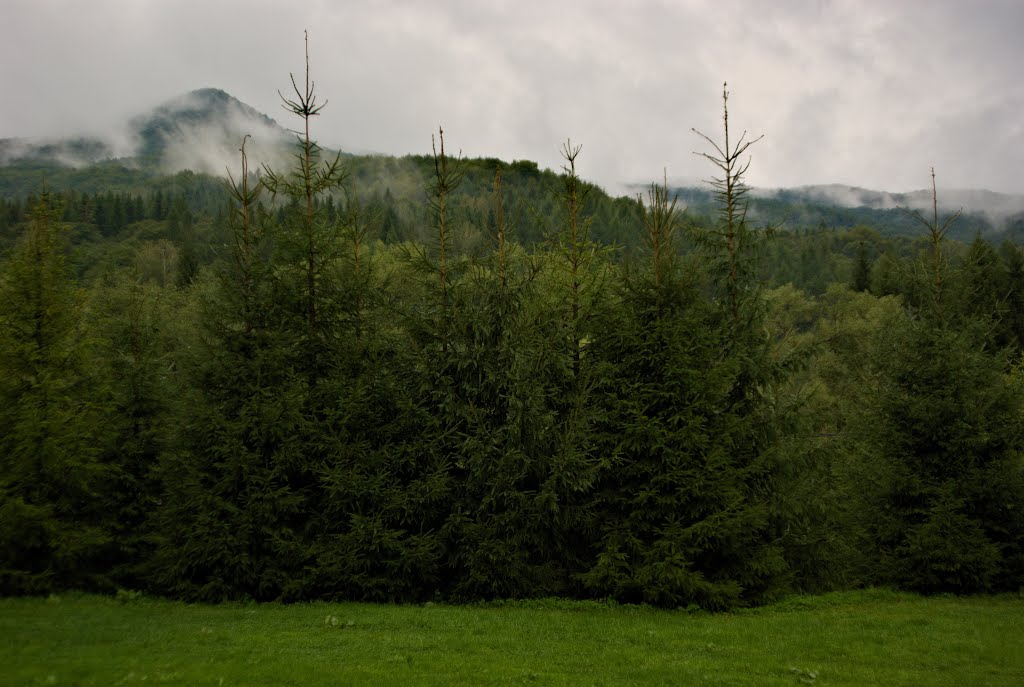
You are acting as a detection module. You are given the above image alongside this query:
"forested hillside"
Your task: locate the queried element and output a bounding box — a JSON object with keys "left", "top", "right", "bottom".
{"left": 2, "top": 70, "right": 1023, "bottom": 607}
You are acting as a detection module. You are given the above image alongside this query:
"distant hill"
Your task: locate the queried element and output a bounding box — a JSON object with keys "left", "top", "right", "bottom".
{"left": 131, "top": 88, "right": 292, "bottom": 173}
{"left": 0, "top": 136, "right": 117, "bottom": 168}
{"left": 653, "top": 184, "right": 1024, "bottom": 241}
{"left": 3, "top": 89, "right": 1024, "bottom": 242}
{"left": 0, "top": 88, "right": 292, "bottom": 176}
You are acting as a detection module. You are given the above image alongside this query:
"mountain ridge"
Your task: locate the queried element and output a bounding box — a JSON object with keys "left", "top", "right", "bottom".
{"left": 0, "top": 88, "right": 293, "bottom": 176}
{"left": 3, "top": 88, "right": 1024, "bottom": 231}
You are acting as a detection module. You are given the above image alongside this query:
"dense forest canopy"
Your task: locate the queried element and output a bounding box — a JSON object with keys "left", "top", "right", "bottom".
{"left": 2, "top": 70, "right": 1023, "bottom": 607}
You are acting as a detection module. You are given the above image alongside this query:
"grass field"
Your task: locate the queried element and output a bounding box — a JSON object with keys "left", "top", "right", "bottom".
{"left": 1, "top": 589, "right": 1021, "bottom": 686}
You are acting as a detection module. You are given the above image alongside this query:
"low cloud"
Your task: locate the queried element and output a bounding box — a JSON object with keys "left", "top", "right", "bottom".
{"left": 144, "top": 90, "right": 293, "bottom": 176}
{"left": 2, "top": 1, "right": 1022, "bottom": 195}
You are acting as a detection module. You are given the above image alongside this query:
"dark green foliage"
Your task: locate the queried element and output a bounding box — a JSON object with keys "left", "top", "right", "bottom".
{"left": 396, "top": 143, "right": 610, "bottom": 600}
{"left": 309, "top": 346, "right": 448, "bottom": 602}
{"left": 962, "top": 236, "right": 1024, "bottom": 352}
{"left": 435, "top": 264, "right": 576, "bottom": 598}
{"left": 868, "top": 318, "right": 1024, "bottom": 592}
{"left": 88, "top": 271, "right": 179, "bottom": 586}
{"left": 761, "top": 285, "right": 895, "bottom": 592}
{"left": 997, "top": 240, "right": 1024, "bottom": 352}
{"left": 6, "top": 66, "right": 1024, "bottom": 609}
{"left": 439, "top": 248, "right": 588, "bottom": 598}
{"left": 148, "top": 260, "right": 314, "bottom": 600}
{"left": 585, "top": 176, "right": 787, "bottom": 609}
{"left": 861, "top": 173, "right": 1024, "bottom": 593}
{"left": 148, "top": 128, "right": 315, "bottom": 600}
{"left": 586, "top": 268, "right": 784, "bottom": 608}
{"left": 676, "top": 185, "right": 998, "bottom": 242}
{"left": 307, "top": 191, "right": 448, "bottom": 602}
{"left": 151, "top": 43, "right": 449, "bottom": 602}
{"left": 0, "top": 195, "right": 114, "bottom": 593}
{"left": 851, "top": 241, "right": 872, "bottom": 292}
{"left": 403, "top": 138, "right": 586, "bottom": 599}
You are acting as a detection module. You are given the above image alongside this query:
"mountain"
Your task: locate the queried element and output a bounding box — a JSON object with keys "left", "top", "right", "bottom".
{"left": 645, "top": 183, "right": 1024, "bottom": 240}
{"left": 0, "top": 88, "right": 293, "bottom": 176}
{"left": 4, "top": 89, "right": 1024, "bottom": 241}
{"left": 131, "top": 88, "right": 292, "bottom": 173}
{"left": 0, "top": 136, "right": 116, "bottom": 168}
{"left": 755, "top": 184, "right": 1024, "bottom": 219}
{"left": 766, "top": 185, "right": 1024, "bottom": 238}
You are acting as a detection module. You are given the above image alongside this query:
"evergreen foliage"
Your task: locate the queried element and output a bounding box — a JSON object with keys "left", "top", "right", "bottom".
{"left": 437, "top": 164, "right": 591, "bottom": 599}
{"left": 309, "top": 142, "right": 448, "bottom": 603}
{"left": 0, "top": 194, "right": 114, "bottom": 593}
{"left": 89, "top": 270, "right": 180, "bottom": 587}
{"left": 3, "top": 60, "right": 1023, "bottom": 608}
{"left": 868, "top": 318, "right": 1024, "bottom": 592}
{"left": 851, "top": 241, "right": 872, "bottom": 292}
{"left": 689, "top": 87, "right": 790, "bottom": 600}
{"left": 147, "top": 139, "right": 310, "bottom": 599}
{"left": 583, "top": 86, "right": 792, "bottom": 608}
{"left": 863, "top": 171, "right": 1024, "bottom": 593}
{"left": 585, "top": 177, "right": 778, "bottom": 608}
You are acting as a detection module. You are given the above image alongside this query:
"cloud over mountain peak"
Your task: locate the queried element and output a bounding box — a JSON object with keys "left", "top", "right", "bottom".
{"left": 1, "top": 88, "right": 294, "bottom": 175}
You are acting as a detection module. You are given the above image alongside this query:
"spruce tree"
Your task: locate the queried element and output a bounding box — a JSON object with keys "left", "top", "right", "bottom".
{"left": 261, "top": 32, "right": 349, "bottom": 384}
{"left": 865, "top": 170, "right": 1024, "bottom": 592}
{"left": 997, "top": 240, "right": 1024, "bottom": 352}
{"left": 89, "top": 269, "right": 180, "bottom": 587}
{"left": 541, "top": 142, "right": 608, "bottom": 580}
{"left": 436, "top": 166, "right": 580, "bottom": 598}
{"left": 851, "top": 241, "right": 872, "bottom": 292}
{"left": 585, "top": 164, "right": 786, "bottom": 608}
{"left": 148, "top": 132, "right": 311, "bottom": 600}
{"left": 307, "top": 160, "right": 448, "bottom": 602}
{"left": 643, "top": 85, "right": 790, "bottom": 605}
{"left": 0, "top": 194, "right": 113, "bottom": 593}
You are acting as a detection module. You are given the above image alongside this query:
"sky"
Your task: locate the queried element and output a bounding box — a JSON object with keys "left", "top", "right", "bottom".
{"left": 1, "top": 0, "right": 1022, "bottom": 196}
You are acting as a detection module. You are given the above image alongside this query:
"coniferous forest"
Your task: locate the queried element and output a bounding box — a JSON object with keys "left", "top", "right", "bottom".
{"left": 2, "top": 51, "right": 1023, "bottom": 609}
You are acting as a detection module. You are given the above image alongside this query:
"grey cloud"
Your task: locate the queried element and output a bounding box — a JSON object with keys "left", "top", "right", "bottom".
{"left": 1, "top": 0, "right": 1021, "bottom": 195}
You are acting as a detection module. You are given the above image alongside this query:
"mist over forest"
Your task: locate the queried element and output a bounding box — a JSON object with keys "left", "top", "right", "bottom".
{"left": 2, "top": 72, "right": 1023, "bottom": 608}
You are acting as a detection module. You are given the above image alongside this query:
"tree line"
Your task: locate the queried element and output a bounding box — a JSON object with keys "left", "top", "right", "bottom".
{"left": 1, "top": 67, "right": 1022, "bottom": 607}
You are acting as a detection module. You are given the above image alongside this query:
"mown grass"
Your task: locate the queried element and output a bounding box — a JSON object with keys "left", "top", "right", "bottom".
{"left": 1, "top": 589, "right": 1021, "bottom": 686}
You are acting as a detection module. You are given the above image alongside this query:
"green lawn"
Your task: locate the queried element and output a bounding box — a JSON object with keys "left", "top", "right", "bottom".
{"left": 1, "top": 589, "right": 1021, "bottom": 686}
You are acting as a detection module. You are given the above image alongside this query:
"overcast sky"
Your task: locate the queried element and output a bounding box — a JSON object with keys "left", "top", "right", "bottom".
{"left": 2, "top": 0, "right": 1022, "bottom": 195}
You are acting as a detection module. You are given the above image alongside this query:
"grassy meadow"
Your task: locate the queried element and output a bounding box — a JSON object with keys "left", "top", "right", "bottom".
{"left": 1, "top": 589, "right": 1021, "bottom": 686}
